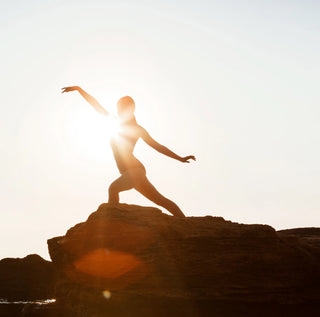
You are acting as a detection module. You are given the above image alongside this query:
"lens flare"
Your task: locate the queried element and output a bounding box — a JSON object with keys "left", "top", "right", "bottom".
{"left": 102, "top": 290, "right": 112, "bottom": 299}
{"left": 74, "top": 248, "right": 141, "bottom": 279}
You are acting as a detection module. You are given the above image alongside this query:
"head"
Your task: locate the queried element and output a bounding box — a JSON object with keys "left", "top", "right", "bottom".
{"left": 117, "top": 96, "right": 135, "bottom": 121}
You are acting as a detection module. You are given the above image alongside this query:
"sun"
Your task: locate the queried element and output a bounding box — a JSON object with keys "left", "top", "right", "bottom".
{"left": 104, "top": 115, "right": 120, "bottom": 138}
{"left": 66, "top": 109, "right": 120, "bottom": 160}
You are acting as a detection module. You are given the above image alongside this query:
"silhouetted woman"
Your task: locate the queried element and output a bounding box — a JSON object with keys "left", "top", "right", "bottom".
{"left": 61, "top": 86, "right": 195, "bottom": 217}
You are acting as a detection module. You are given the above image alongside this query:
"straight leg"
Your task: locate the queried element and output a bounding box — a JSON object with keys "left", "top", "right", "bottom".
{"left": 135, "top": 177, "right": 185, "bottom": 217}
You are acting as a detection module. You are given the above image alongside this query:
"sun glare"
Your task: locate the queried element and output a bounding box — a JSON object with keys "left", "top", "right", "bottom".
{"left": 66, "top": 110, "right": 120, "bottom": 159}
{"left": 105, "top": 115, "right": 120, "bottom": 138}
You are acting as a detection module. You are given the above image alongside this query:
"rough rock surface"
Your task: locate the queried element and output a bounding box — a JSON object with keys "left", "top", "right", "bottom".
{"left": 0, "top": 254, "right": 55, "bottom": 300}
{"left": 47, "top": 204, "right": 320, "bottom": 316}
{"left": 278, "top": 227, "right": 320, "bottom": 254}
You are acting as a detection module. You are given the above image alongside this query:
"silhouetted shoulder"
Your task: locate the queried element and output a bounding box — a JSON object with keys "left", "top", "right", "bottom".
{"left": 137, "top": 125, "right": 160, "bottom": 148}
{"left": 137, "top": 125, "right": 149, "bottom": 138}
{"left": 137, "top": 125, "right": 154, "bottom": 142}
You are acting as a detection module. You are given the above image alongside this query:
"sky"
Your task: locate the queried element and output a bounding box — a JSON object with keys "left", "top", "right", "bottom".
{"left": 1, "top": 0, "right": 319, "bottom": 260}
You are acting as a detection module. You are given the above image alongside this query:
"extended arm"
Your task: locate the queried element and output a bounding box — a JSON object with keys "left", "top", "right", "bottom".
{"left": 140, "top": 127, "right": 196, "bottom": 163}
{"left": 61, "top": 86, "right": 109, "bottom": 117}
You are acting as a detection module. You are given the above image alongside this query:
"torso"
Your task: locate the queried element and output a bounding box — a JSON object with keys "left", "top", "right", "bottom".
{"left": 110, "top": 122, "right": 145, "bottom": 174}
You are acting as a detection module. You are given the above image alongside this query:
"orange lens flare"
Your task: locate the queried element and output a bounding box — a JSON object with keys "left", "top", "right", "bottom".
{"left": 74, "top": 248, "right": 141, "bottom": 279}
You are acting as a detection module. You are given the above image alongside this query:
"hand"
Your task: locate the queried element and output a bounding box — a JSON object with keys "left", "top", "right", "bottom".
{"left": 180, "top": 155, "right": 196, "bottom": 163}
{"left": 61, "top": 86, "right": 80, "bottom": 93}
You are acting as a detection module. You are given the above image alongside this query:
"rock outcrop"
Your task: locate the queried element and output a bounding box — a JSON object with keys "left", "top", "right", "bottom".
{"left": 47, "top": 204, "right": 320, "bottom": 316}
{"left": 0, "top": 254, "right": 55, "bottom": 300}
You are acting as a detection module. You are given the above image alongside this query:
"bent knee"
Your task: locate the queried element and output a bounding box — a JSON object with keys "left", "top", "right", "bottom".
{"left": 108, "top": 183, "right": 119, "bottom": 194}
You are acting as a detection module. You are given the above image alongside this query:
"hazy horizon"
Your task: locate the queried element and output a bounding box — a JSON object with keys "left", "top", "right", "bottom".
{"left": 1, "top": 0, "right": 319, "bottom": 260}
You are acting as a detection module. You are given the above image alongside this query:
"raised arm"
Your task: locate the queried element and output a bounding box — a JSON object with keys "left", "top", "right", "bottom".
{"left": 140, "top": 126, "right": 196, "bottom": 163}
{"left": 61, "top": 86, "right": 109, "bottom": 117}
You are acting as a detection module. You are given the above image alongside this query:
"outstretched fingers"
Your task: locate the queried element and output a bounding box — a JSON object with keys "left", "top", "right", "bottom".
{"left": 61, "top": 86, "right": 80, "bottom": 93}
{"left": 181, "top": 155, "right": 196, "bottom": 163}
